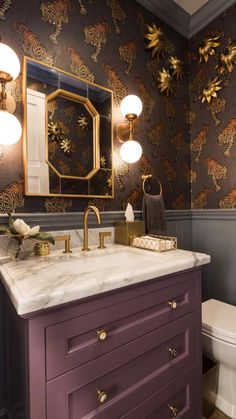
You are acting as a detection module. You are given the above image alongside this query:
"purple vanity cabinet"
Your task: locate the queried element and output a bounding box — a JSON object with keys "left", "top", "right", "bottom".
{"left": 5, "top": 267, "right": 203, "bottom": 419}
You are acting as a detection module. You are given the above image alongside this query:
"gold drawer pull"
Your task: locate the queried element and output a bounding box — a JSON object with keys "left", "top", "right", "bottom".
{"left": 97, "top": 390, "right": 108, "bottom": 404}
{"left": 169, "top": 405, "right": 179, "bottom": 417}
{"left": 168, "top": 300, "right": 178, "bottom": 310}
{"left": 168, "top": 347, "right": 178, "bottom": 358}
{"left": 97, "top": 329, "right": 108, "bottom": 341}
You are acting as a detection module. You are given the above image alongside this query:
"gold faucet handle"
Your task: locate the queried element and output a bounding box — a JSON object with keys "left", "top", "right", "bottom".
{"left": 54, "top": 234, "right": 72, "bottom": 254}
{"left": 98, "top": 231, "right": 112, "bottom": 249}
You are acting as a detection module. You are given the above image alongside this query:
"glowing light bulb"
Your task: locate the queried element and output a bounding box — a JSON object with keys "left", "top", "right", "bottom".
{"left": 0, "top": 43, "right": 20, "bottom": 81}
{"left": 0, "top": 111, "right": 22, "bottom": 145}
{"left": 120, "top": 95, "right": 143, "bottom": 118}
{"left": 120, "top": 140, "right": 142, "bottom": 164}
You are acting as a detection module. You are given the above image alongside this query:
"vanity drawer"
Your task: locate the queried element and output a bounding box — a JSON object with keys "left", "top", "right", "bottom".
{"left": 47, "top": 313, "right": 197, "bottom": 418}
{"left": 46, "top": 275, "right": 196, "bottom": 380}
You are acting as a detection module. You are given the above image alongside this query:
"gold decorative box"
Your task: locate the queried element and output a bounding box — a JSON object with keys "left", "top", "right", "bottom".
{"left": 114, "top": 221, "right": 145, "bottom": 245}
{"left": 131, "top": 235, "right": 177, "bottom": 252}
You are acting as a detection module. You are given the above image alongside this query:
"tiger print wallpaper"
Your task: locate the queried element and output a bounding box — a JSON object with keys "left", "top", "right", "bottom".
{"left": 190, "top": 3, "right": 236, "bottom": 209}
{"left": 0, "top": 0, "right": 190, "bottom": 213}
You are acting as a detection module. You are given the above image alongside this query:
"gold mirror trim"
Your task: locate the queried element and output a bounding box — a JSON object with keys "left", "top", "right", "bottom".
{"left": 22, "top": 56, "right": 114, "bottom": 199}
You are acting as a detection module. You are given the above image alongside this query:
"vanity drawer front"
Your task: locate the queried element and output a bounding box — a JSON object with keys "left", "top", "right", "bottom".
{"left": 46, "top": 275, "right": 196, "bottom": 380}
{"left": 47, "top": 313, "right": 197, "bottom": 419}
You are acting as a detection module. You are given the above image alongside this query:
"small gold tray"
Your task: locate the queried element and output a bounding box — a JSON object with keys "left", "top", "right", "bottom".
{"left": 131, "top": 234, "right": 177, "bottom": 253}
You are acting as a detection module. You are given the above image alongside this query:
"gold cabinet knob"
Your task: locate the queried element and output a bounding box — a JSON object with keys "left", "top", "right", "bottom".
{"left": 97, "top": 390, "right": 108, "bottom": 404}
{"left": 168, "top": 347, "right": 178, "bottom": 358}
{"left": 97, "top": 329, "right": 108, "bottom": 341}
{"left": 168, "top": 300, "right": 178, "bottom": 310}
{"left": 169, "top": 405, "right": 179, "bottom": 417}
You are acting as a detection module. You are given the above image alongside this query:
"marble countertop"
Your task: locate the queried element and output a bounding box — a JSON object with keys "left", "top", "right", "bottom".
{"left": 0, "top": 245, "right": 210, "bottom": 316}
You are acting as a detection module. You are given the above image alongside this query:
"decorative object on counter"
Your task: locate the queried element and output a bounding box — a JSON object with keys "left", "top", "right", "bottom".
{"left": 198, "top": 35, "right": 220, "bottom": 63}
{"left": 119, "top": 94, "right": 143, "bottom": 163}
{"left": 114, "top": 220, "right": 144, "bottom": 245}
{"left": 34, "top": 242, "right": 50, "bottom": 256}
{"left": 0, "top": 215, "right": 54, "bottom": 259}
{"left": 142, "top": 175, "right": 167, "bottom": 236}
{"left": 131, "top": 234, "right": 177, "bottom": 253}
{"left": 124, "top": 202, "right": 134, "bottom": 222}
{"left": 0, "top": 39, "right": 22, "bottom": 145}
{"left": 199, "top": 77, "right": 222, "bottom": 104}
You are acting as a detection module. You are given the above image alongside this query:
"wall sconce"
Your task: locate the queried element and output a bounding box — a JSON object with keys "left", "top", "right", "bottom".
{"left": 119, "top": 94, "right": 143, "bottom": 164}
{"left": 0, "top": 41, "right": 22, "bottom": 145}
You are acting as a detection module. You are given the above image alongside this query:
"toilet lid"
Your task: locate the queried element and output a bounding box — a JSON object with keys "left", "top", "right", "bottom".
{"left": 202, "top": 299, "right": 236, "bottom": 345}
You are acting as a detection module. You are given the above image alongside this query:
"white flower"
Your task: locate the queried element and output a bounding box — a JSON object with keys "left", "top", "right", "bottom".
{"left": 13, "top": 219, "right": 40, "bottom": 237}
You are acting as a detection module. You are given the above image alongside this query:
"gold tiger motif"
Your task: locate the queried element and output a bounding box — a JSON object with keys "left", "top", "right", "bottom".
{"left": 113, "top": 150, "right": 129, "bottom": 191}
{"left": 64, "top": 45, "right": 95, "bottom": 82}
{"left": 40, "top": 0, "right": 72, "bottom": 44}
{"left": 148, "top": 122, "right": 164, "bottom": 156}
{"left": 139, "top": 155, "right": 154, "bottom": 176}
{"left": 0, "top": 0, "right": 11, "bottom": 20}
{"left": 207, "top": 97, "right": 226, "bottom": 127}
{"left": 0, "top": 180, "right": 24, "bottom": 214}
{"left": 84, "top": 23, "right": 108, "bottom": 63}
{"left": 190, "top": 125, "right": 208, "bottom": 162}
{"left": 218, "top": 117, "right": 236, "bottom": 156}
{"left": 163, "top": 159, "right": 176, "bottom": 191}
{"left": 219, "top": 189, "right": 236, "bottom": 209}
{"left": 137, "top": 80, "right": 154, "bottom": 121}
{"left": 171, "top": 131, "right": 184, "bottom": 158}
{"left": 106, "top": 0, "right": 126, "bottom": 34}
{"left": 119, "top": 41, "right": 136, "bottom": 76}
{"left": 6, "top": 75, "right": 22, "bottom": 103}
{"left": 44, "top": 197, "right": 72, "bottom": 212}
{"left": 14, "top": 22, "right": 54, "bottom": 65}
{"left": 206, "top": 158, "right": 227, "bottom": 192}
{"left": 104, "top": 64, "right": 127, "bottom": 106}
{"left": 191, "top": 188, "right": 210, "bottom": 209}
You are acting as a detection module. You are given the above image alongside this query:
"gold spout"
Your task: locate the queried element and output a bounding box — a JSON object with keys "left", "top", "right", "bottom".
{"left": 82, "top": 205, "right": 101, "bottom": 251}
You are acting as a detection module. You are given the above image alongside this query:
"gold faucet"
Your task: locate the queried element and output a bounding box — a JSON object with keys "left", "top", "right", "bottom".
{"left": 82, "top": 206, "right": 101, "bottom": 251}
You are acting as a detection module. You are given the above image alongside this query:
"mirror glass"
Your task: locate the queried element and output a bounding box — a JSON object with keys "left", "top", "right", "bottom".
{"left": 23, "top": 57, "right": 114, "bottom": 198}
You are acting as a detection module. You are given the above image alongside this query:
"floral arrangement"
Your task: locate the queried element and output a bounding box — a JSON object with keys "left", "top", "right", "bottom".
{"left": 0, "top": 216, "right": 55, "bottom": 259}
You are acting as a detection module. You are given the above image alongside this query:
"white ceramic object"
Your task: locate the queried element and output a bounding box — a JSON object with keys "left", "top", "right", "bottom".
{"left": 202, "top": 299, "right": 236, "bottom": 418}
{"left": 125, "top": 203, "right": 134, "bottom": 222}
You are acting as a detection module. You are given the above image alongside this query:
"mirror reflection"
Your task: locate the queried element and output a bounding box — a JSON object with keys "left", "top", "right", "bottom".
{"left": 23, "top": 57, "right": 113, "bottom": 198}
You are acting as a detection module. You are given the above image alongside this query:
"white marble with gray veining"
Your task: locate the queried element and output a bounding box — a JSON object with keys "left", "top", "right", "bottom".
{"left": 0, "top": 242, "right": 210, "bottom": 316}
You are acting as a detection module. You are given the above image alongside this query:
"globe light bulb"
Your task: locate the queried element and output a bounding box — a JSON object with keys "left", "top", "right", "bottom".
{"left": 120, "top": 95, "right": 143, "bottom": 118}
{"left": 120, "top": 140, "right": 142, "bottom": 164}
{"left": 0, "top": 43, "right": 20, "bottom": 81}
{"left": 0, "top": 110, "right": 22, "bottom": 145}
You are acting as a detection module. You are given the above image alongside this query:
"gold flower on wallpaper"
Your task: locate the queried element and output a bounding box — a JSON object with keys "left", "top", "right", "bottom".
{"left": 44, "top": 197, "right": 72, "bottom": 213}
{"left": 199, "top": 77, "right": 222, "bottom": 104}
{"left": 218, "top": 117, "right": 236, "bottom": 156}
{"left": 64, "top": 45, "right": 95, "bottom": 82}
{"left": 148, "top": 122, "right": 164, "bottom": 156}
{"left": 158, "top": 68, "right": 173, "bottom": 96}
{"left": 40, "top": 0, "right": 73, "bottom": 44}
{"left": 137, "top": 79, "right": 154, "bottom": 121}
{"left": 217, "top": 40, "right": 236, "bottom": 73}
{"left": 0, "top": 180, "right": 24, "bottom": 214}
{"left": 100, "top": 156, "right": 106, "bottom": 167}
{"left": 207, "top": 97, "right": 226, "bottom": 126}
{"left": 169, "top": 56, "right": 183, "bottom": 80}
{"left": 106, "top": 0, "right": 126, "bottom": 34}
{"left": 163, "top": 159, "right": 176, "bottom": 191}
{"left": 219, "top": 190, "right": 236, "bottom": 209}
{"left": 104, "top": 64, "right": 128, "bottom": 106}
{"left": 191, "top": 189, "right": 210, "bottom": 209}
{"left": 77, "top": 114, "right": 89, "bottom": 130}
{"left": 145, "top": 24, "right": 164, "bottom": 61}
{"left": 60, "top": 138, "right": 75, "bottom": 154}
{"left": 0, "top": 0, "right": 11, "bottom": 20}
{"left": 198, "top": 35, "right": 220, "bottom": 63}
{"left": 206, "top": 158, "right": 227, "bottom": 192}
{"left": 48, "top": 121, "right": 64, "bottom": 142}
{"left": 190, "top": 125, "right": 208, "bottom": 162}
{"left": 84, "top": 22, "right": 108, "bottom": 63}
{"left": 14, "top": 22, "right": 54, "bottom": 66}
{"left": 119, "top": 41, "right": 136, "bottom": 76}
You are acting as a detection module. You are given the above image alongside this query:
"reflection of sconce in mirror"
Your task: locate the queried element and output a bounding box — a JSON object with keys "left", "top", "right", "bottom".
{"left": 118, "top": 95, "right": 143, "bottom": 164}
{"left": 0, "top": 41, "right": 22, "bottom": 145}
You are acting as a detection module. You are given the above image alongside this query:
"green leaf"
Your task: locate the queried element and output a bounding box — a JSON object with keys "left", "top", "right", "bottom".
{"left": 29, "top": 232, "right": 55, "bottom": 245}
{"left": 0, "top": 224, "right": 11, "bottom": 235}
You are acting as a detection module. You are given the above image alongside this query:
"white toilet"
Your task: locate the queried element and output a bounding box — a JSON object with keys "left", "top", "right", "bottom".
{"left": 202, "top": 299, "right": 236, "bottom": 418}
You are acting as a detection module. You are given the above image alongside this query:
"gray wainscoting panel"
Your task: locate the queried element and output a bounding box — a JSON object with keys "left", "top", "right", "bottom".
{"left": 192, "top": 210, "right": 236, "bottom": 306}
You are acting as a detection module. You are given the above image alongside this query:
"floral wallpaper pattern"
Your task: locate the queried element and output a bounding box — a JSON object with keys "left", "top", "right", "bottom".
{"left": 0, "top": 0, "right": 190, "bottom": 213}
{"left": 190, "top": 3, "right": 236, "bottom": 209}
